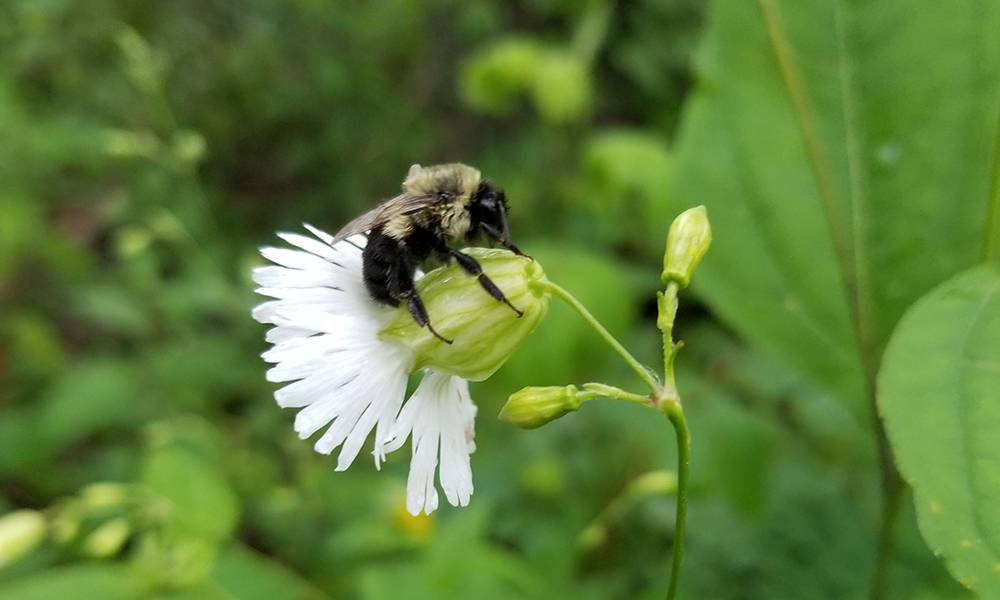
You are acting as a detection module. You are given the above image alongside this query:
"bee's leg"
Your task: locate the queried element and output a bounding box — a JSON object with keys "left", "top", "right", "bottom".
{"left": 480, "top": 223, "right": 528, "bottom": 257}
{"left": 447, "top": 248, "right": 524, "bottom": 317}
{"left": 382, "top": 237, "right": 451, "bottom": 344}
{"left": 401, "top": 288, "right": 453, "bottom": 344}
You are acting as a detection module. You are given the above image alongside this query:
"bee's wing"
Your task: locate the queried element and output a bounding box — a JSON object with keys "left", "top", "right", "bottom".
{"left": 331, "top": 193, "right": 441, "bottom": 243}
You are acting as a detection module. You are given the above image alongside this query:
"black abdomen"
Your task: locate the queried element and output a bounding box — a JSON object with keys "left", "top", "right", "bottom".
{"left": 362, "top": 227, "right": 437, "bottom": 307}
{"left": 362, "top": 229, "right": 404, "bottom": 306}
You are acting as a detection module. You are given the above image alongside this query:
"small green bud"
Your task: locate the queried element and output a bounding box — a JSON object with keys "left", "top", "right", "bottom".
{"left": 499, "top": 385, "right": 584, "bottom": 429}
{"left": 662, "top": 206, "right": 712, "bottom": 288}
{"left": 103, "top": 128, "right": 160, "bottom": 159}
{"left": 172, "top": 130, "right": 207, "bottom": 166}
{"left": 50, "top": 503, "right": 82, "bottom": 544}
{"left": 81, "top": 482, "right": 130, "bottom": 510}
{"left": 382, "top": 249, "right": 550, "bottom": 381}
{"left": 627, "top": 470, "right": 678, "bottom": 496}
{"left": 0, "top": 510, "right": 46, "bottom": 567}
{"left": 83, "top": 518, "right": 131, "bottom": 558}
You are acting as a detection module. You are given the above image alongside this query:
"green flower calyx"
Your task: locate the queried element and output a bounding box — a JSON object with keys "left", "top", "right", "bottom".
{"left": 499, "top": 384, "right": 584, "bottom": 429}
{"left": 381, "top": 248, "right": 550, "bottom": 381}
{"left": 662, "top": 206, "right": 712, "bottom": 289}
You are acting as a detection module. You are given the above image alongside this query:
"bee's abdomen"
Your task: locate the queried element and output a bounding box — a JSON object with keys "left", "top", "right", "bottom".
{"left": 362, "top": 229, "right": 404, "bottom": 306}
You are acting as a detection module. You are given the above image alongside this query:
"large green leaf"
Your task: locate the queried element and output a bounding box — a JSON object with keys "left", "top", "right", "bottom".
{"left": 211, "top": 543, "right": 329, "bottom": 600}
{"left": 673, "top": 0, "right": 1000, "bottom": 409}
{"left": 879, "top": 266, "right": 1000, "bottom": 597}
{"left": 0, "top": 565, "right": 146, "bottom": 600}
{"left": 142, "top": 444, "right": 241, "bottom": 543}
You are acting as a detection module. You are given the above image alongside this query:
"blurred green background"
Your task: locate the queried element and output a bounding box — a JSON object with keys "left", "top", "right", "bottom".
{"left": 0, "top": 0, "right": 992, "bottom": 599}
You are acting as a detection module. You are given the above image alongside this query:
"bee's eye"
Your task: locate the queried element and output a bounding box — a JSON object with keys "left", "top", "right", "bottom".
{"left": 439, "top": 191, "right": 454, "bottom": 202}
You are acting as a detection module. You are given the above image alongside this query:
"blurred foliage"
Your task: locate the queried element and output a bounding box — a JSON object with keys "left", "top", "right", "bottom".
{"left": 673, "top": 0, "right": 1000, "bottom": 596}
{"left": 0, "top": 0, "right": 985, "bottom": 599}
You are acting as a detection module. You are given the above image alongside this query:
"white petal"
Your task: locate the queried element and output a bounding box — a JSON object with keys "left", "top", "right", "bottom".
{"left": 264, "top": 325, "right": 316, "bottom": 345}
{"left": 288, "top": 340, "right": 409, "bottom": 426}
{"left": 252, "top": 265, "right": 339, "bottom": 290}
{"left": 259, "top": 247, "right": 335, "bottom": 273}
{"left": 276, "top": 232, "right": 343, "bottom": 262}
{"left": 273, "top": 351, "right": 359, "bottom": 408}
{"left": 253, "top": 287, "right": 343, "bottom": 304}
{"left": 264, "top": 343, "right": 345, "bottom": 383}
{"left": 253, "top": 232, "right": 365, "bottom": 295}
{"left": 439, "top": 378, "right": 476, "bottom": 507}
{"left": 389, "top": 370, "right": 477, "bottom": 516}
{"left": 310, "top": 344, "right": 410, "bottom": 467}
{"left": 253, "top": 227, "right": 415, "bottom": 472}
{"left": 303, "top": 224, "right": 331, "bottom": 243}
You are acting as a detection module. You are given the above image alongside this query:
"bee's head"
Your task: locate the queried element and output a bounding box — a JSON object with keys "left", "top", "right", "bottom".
{"left": 469, "top": 180, "right": 513, "bottom": 245}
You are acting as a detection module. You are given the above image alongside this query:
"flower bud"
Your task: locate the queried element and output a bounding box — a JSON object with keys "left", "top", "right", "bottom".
{"left": 662, "top": 206, "right": 711, "bottom": 289}
{"left": 0, "top": 510, "right": 46, "bottom": 567}
{"left": 381, "top": 249, "right": 550, "bottom": 381}
{"left": 50, "top": 503, "right": 82, "bottom": 544}
{"left": 499, "top": 385, "right": 583, "bottom": 429}
{"left": 83, "top": 518, "right": 131, "bottom": 558}
{"left": 81, "top": 483, "right": 130, "bottom": 510}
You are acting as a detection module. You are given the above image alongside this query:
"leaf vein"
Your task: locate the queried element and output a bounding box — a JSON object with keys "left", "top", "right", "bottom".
{"left": 754, "top": 0, "right": 876, "bottom": 384}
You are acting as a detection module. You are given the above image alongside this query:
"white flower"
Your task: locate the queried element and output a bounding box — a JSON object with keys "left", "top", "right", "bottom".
{"left": 251, "top": 225, "right": 476, "bottom": 515}
{"left": 385, "top": 371, "right": 477, "bottom": 515}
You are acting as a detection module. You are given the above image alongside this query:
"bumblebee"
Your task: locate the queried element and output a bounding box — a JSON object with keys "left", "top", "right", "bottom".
{"left": 333, "top": 163, "right": 525, "bottom": 343}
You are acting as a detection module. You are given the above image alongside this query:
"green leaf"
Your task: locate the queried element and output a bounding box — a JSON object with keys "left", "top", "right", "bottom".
{"left": 697, "top": 397, "right": 774, "bottom": 519}
{"left": 71, "top": 283, "right": 153, "bottom": 338}
{"left": 458, "top": 38, "right": 545, "bottom": 115}
{"left": 40, "top": 359, "right": 147, "bottom": 447}
{"left": 211, "top": 543, "right": 329, "bottom": 600}
{"left": 530, "top": 51, "right": 591, "bottom": 124}
{"left": 147, "top": 585, "right": 235, "bottom": 600}
{"left": 459, "top": 38, "right": 592, "bottom": 124}
{"left": 142, "top": 445, "right": 241, "bottom": 543}
{"left": 879, "top": 265, "right": 1000, "bottom": 597}
{"left": 672, "top": 0, "right": 1000, "bottom": 409}
{"left": 146, "top": 336, "right": 260, "bottom": 411}
{"left": 582, "top": 130, "right": 675, "bottom": 244}
{"left": 0, "top": 192, "right": 43, "bottom": 278}
{"left": 0, "top": 564, "right": 146, "bottom": 600}
{"left": 359, "top": 504, "right": 545, "bottom": 600}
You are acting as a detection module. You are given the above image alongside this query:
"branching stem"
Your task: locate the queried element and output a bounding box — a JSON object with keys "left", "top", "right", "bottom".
{"left": 661, "top": 399, "right": 690, "bottom": 600}
{"left": 540, "top": 281, "right": 662, "bottom": 395}
{"left": 546, "top": 279, "right": 690, "bottom": 600}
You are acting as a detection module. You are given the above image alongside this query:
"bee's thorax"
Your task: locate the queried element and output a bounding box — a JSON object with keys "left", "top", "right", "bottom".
{"left": 383, "top": 215, "right": 414, "bottom": 240}
{"left": 403, "top": 163, "right": 481, "bottom": 205}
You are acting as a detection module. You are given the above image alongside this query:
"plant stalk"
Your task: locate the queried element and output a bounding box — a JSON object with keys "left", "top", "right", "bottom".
{"left": 541, "top": 281, "right": 661, "bottom": 395}
{"left": 548, "top": 279, "right": 689, "bottom": 600}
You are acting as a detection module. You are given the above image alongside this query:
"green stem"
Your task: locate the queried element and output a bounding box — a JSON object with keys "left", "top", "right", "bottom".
{"left": 656, "top": 280, "right": 687, "bottom": 600}
{"left": 545, "top": 277, "right": 689, "bottom": 600}
{"left": 581, "top": 382, "right": 651, "bottom": 406}
{"left": 581, "top": 381, "right": 690, "bottom": 600}
{"left": 982, "top": 92, "right": 1000, "bottom": 264}
{"left": 541, "top": 281, "right": 661, "bottom": 395}
{"left": 872, "top": 461, "right": 905, "bottom": 600}
{"left": 661, "top": 400, "right": 690, "bottom": 600}
{"left": 866, "top": 376, "right": 904, "bottom": 599}
{"left": 658, "top": 282, "right": 680, "bottom": 374}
